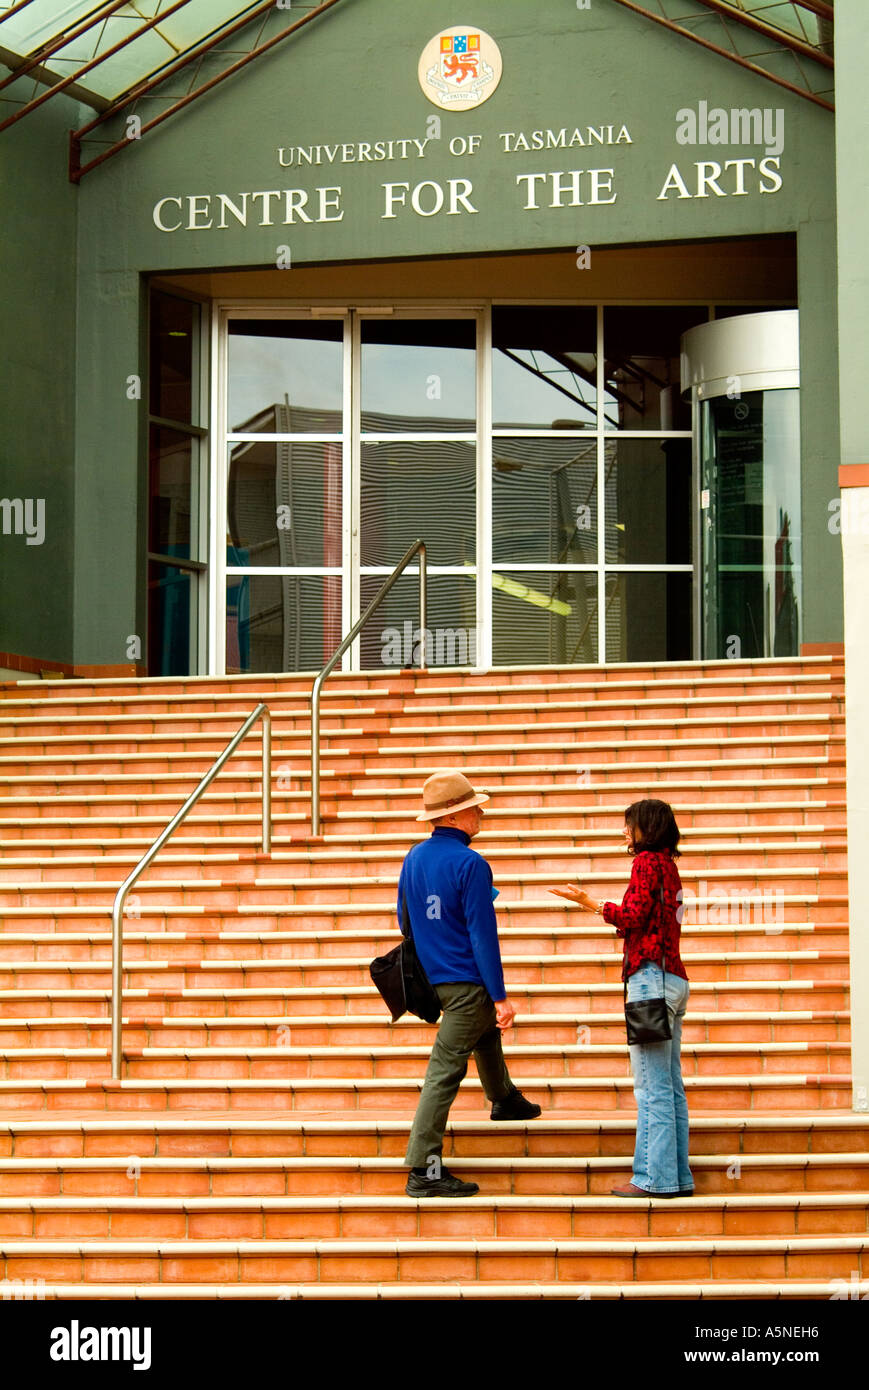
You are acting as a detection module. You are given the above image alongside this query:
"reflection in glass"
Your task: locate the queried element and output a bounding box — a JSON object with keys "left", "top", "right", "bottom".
{"left": 228, "top": 320, "right": 343, "bottom": 433}
{"left": 493, "top": 569, "right": 598, "bottom": 665}
{"left": 493, "top": 436, "right": 597, "bottom": 564}
{"left": 148, "top": 562, "right": 194, "bottom": 676}
{"left": 493, "top": 306, "right": 597, "bottom": 429}
{"left": 604, "top": 438, "right": 691, "bottom": 565}
{"left": 361, "top": 319, "right": 475, "bottom": 431}
{"left": 150, "top": 292, "right": 196, "bottom": 424}
{"left": 603, "top": 307, "right": 704, "bottom": 430}
{"left": 227, "top": 442, "right": 342, "bottom": 569}
{"left": 359, "top": 573, "right": 477, "bottom": 669}
{"left": 700, "top": 389, "right": 801, "bottom": 658}
{"left": 149, "top": 427, "right": 193, "bottom": 555}
{"left": 361, "top": 441, "right": 475, "bottom": 567}
{"left": 605, "top": 572, "right": 692, "bottom": 662}
{"left": 226, "top": 575, "right": 342, "bottom": 674}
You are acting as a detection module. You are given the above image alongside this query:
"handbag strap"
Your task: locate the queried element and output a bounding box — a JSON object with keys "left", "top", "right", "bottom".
{"left": 658, "top": 863, "right": 667, "bottom": 986}
{"left": 623, "top": 862, "right": 667, "bottom": 1003}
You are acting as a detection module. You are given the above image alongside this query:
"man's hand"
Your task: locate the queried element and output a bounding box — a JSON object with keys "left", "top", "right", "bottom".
{"left": 494, "top": 997, "right": 516, "bottom": 1031}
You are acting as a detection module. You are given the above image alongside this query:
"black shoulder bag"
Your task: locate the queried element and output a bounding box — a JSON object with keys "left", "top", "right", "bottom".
{"left": 623, "top": 871, "right": 672, "bottom": 1045}
{"left": 369, "top": 895, "right": 442, "bottom": 1026}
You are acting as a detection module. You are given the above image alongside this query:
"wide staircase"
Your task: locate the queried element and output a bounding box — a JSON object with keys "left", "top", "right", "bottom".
{"left": 0, "top": 655, "right": 864, "bottom": 1300}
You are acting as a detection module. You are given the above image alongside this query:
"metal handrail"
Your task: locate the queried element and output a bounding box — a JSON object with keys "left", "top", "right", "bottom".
{"left": 311, "top": 538, "right": 427, "bottom": 836}
{"left": 110, "top": 702, "right": 272, "bottom": 1079}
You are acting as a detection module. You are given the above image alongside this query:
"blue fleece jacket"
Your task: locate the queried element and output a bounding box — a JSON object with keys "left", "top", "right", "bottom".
{"left": 396, "top": 826, "right": 506, "bottom": 1002}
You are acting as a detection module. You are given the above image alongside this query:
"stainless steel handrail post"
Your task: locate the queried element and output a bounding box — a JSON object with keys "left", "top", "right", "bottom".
{"left": 110, "top": 701, "right": 272, "bottom": 1080}
{"left": 418, "top": 542, "right": 427, "bottom": 669}
{"left": 311, "top": 538, "right": 426, "bottom": 837}
{"left": 261, "top": 706, "right": 272, "bottom": 854}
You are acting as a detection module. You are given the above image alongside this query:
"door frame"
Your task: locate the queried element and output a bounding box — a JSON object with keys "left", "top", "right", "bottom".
{"left": 208, "top": 295, "right": 698, "bottom": 674}
{"left": 210, "top": 300, "right": 490, "bottom": 675}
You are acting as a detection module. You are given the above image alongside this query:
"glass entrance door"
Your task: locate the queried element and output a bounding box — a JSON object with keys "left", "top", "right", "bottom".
{"left": 215, "top": 309, "right": 481, "bottom": 674}
{"left": 219, "top": 315, "right": 347, "bottom": 675}
{"left": 356, "top": 314, "right": 478, "bottom": 669}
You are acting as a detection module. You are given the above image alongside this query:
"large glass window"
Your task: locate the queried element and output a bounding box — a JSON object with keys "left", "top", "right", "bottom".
{"left": 493, "top": 436, "right": 598, "bottom": 566}
{"left": 493, "top": 306, "right": 597, "bottom": 430}
{"left": 227, "top": 441, "right": 342, "bottom": 570}
{"left": 604, "top": 438, "right": 692, "bottom": 566}
{"left": 361, "top": 318, "right": 476, "bottom": 432}
{"left": 603, "top": 307, "right": 704, "bottom": 431}
{"left": 361, "top": 440, "right": 475, "bottom": 568}
{"left": 228, "top": 320, "right": 343, "bottom": 433}
{"left": 492, "top": 305, "right": 694, "bottom": 667}
{"left": 360, "top": 573, "right": 477, "bottom": 669}
{"left": 147, "top": 289, "right": 207, "bottom": 676}
{"left": 215, "top": 302, "right": 710, "bottom": 673}
{"left": 493, "top": 569, "right": 599, "bottom": 666}
{"left": 226, "top": 574, "right": 342, "bottom": 675}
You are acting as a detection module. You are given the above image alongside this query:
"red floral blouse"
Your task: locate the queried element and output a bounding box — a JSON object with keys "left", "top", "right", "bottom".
{"left": 601, "top": 848, "right": 688, "bottom": 983}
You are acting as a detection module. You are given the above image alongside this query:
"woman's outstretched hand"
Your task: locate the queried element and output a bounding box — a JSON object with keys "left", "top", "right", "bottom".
{"left": 549, "top": 882, "right": 601, "bottom": 913}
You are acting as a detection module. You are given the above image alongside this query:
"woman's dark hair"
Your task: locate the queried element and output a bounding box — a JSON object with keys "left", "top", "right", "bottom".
{"left": 624, "top": 799, "right": 681, "bottom": 857}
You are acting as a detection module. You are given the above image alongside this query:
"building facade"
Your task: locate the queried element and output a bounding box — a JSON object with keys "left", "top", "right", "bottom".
{"left": 2, "top": 0, "right": 866, "bottom": 1107}
{"left": 0, "top": 0, "right": 843, "bottom": 682}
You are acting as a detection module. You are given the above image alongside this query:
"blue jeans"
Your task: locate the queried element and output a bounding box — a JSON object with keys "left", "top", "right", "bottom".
{"left": 626, "top": 960, "right": 692, "bottom": 1194}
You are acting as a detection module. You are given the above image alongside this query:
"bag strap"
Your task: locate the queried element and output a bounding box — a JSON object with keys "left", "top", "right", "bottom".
{"left": 400, "top": 892, "right": 412, "bottom": 941}
{"left": 624, "top": 862, "right": 667, "bottom": 1003}
{"left": 659, "top": 875, "right": 667, "bottom": 988}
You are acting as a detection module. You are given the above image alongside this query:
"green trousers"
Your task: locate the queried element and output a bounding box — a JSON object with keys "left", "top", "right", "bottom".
{"left": 404, "top": 981, "right": 515, "bottom": 1168}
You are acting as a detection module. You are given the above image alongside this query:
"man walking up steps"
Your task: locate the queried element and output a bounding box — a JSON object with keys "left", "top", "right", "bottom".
{"left": 401, "top": 770, "right": 541, "bottom": 1198}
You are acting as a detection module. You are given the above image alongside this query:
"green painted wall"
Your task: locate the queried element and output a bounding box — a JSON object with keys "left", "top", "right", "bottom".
{"left": 0, "top": 97, "right": 80, "bottom": 669}
{"left": 836, "top": 3, "right": 869, "bottom": 471}
{"left": 798, "top": 218, "right": 842, "bottom": 646}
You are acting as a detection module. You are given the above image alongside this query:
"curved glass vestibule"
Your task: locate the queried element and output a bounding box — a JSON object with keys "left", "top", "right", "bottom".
{"left": 681, "top": 312, "right": 802, "bottom": 661}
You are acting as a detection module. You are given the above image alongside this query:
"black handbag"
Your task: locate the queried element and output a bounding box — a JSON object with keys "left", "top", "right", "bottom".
{"left": 623, "top": 877, "right": 672, "bottom": 1045}
{"left": 369, "top": 895, "right": 441, "bottom": 1026}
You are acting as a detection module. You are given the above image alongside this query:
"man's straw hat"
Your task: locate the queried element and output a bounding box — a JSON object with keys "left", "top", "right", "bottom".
{"left": 416, "top": 770, "right": 490, "bottom": 823}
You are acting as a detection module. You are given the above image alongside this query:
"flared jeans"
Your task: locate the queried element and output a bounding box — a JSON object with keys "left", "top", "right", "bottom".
{"left": 626, "top": 960, "right": 693, "bottom": 1194}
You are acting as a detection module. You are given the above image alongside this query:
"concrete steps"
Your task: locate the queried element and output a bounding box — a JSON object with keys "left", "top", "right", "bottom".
{"left": 0, "top": 655, "right": 855, "bottom": 1298}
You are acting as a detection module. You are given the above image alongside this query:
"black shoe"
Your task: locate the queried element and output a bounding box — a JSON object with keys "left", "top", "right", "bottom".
{"left": 490, "top": 1089, "right": 542, "bottom": 1121}
{"left": 405, "top": 1167, "right": 480, "bottom": 1198}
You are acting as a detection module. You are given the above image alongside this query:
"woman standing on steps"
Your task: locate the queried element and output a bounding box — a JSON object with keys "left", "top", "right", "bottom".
{"left": 549, "top": 798, "right": 693, "bottom": 1199}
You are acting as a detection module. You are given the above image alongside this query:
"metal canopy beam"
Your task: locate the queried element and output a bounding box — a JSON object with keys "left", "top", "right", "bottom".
{"left": 0, "top": 0, "right": 131, "bottom": 95}
{"left": 790, "top": 1, "right": 833, "bottom": 18}
{"left": 73, "top": 0, "right": 277, "bottom": 140}
{"left": 0, "top": 0, "right": 193, "bottom": 133}
{"left": 70, "top": 0, "right": 346, "bottom": 182}
{"left": 0, "top": 41, "right": 109, "bottom": 110}
{"left": 0, "top": 0, "right": 42, "bottom": 20}
{"left": 692, "top": 1, "right": 833, "bottom": 67}
{"left": 610, "top": 0, "right": 834, "bottom": 110}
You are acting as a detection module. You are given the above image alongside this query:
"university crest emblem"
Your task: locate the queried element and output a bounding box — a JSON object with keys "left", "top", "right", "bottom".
{"left": 418, "top": 26, "right": 502, "bottom": 110}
